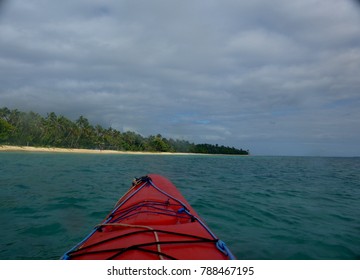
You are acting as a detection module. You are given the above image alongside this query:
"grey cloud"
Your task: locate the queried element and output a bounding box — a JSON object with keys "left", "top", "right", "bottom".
{"left": 1, "top": 0, "right": 360, "bottom": 156}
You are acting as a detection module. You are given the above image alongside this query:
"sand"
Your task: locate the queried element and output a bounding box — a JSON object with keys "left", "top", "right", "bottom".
{"left": 0, "top": 145, "right": 198, "bottom": 155}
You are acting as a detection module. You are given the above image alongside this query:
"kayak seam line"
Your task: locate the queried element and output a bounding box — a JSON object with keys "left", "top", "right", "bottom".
{"left": 148, "top": 179, "right": 189, "bottom": 211}
{"left": 108, "top": 181, "right": 148, "bottom": 218}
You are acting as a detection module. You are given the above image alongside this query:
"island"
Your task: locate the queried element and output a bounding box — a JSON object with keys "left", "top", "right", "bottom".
{"left": 0, "top": 107, "right": 249, "bottom": 155}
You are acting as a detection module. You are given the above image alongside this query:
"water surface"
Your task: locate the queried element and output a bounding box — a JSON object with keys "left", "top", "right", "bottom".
{"left": 0, "top": 153, "right": 359, "bottom": 259}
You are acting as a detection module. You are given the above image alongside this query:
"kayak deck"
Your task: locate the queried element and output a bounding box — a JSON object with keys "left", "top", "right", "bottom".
{"left": 62, "top": 174, "right": 235, "bottom": 260}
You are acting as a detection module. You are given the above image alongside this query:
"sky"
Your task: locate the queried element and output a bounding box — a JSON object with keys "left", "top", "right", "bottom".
{"left": 1, "top": 0, "right": 360, "bottom": 156}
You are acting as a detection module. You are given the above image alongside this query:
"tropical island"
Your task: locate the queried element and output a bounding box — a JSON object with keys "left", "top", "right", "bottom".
{"left": 0, "top": 107, "right": 249, "bottom": 155}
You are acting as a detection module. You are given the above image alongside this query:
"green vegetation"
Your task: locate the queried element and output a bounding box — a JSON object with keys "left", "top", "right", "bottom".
{"left": 0, "top": 107, "right": 249, "bottom": 155}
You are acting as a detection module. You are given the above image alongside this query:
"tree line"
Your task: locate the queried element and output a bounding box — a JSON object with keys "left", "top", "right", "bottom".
{"left": 0, "top": 107, "right": 249, "bottom": 155}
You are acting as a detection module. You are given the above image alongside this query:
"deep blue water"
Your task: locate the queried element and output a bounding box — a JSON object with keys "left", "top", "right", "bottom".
{"left": 0, "top": 152, "right": 359, "bottom": 259}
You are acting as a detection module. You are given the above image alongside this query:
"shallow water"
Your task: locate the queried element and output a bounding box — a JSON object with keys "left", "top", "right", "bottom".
{"left": 0, "top": 153, "right": 359, "bottom": 259}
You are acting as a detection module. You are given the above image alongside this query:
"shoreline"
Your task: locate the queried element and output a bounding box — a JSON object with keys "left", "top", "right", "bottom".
{"left": 0, "top": 145, "right": 205, "bottom": 156}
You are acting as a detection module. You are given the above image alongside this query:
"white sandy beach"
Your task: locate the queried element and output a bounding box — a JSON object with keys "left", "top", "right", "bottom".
{"left": 0, "top": 145, "right": 199, "bottom": 155}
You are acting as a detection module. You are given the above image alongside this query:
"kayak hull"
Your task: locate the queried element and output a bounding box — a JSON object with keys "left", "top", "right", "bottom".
{"left": 62, "top": 174, "right": 234, "bottom": 260}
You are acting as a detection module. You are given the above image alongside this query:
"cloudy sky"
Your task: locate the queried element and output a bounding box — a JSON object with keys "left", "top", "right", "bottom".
{"left": 1, "top": 0, "right": 360, "bottom": 156}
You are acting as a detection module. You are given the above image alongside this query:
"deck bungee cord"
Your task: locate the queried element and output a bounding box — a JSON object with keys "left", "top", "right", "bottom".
{"left": 111, "top": 201, "right": 191, "bottom": 223}
{"left": 65, "top": 228, "right": 219, "bottom": 260}
{"left": 62, "top": 175, "right": 235, "bottom": 260}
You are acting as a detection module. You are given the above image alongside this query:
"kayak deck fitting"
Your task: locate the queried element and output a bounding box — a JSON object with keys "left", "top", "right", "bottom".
{"left": 61, "top": 174, "right": 235, "bottom": 260}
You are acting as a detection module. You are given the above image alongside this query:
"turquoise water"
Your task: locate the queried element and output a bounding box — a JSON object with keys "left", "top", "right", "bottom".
{"left": 0, "top": 153, "right": 359, "bottom": 259}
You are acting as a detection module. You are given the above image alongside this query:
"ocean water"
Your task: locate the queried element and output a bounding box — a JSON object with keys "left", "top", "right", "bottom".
{"left": 0, "top": 152, "right": 359, "bottom": 260}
